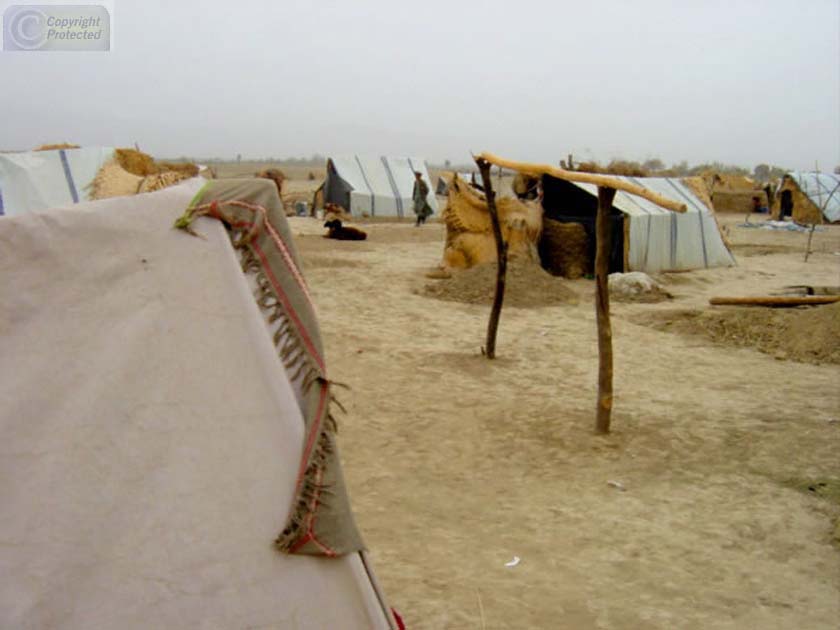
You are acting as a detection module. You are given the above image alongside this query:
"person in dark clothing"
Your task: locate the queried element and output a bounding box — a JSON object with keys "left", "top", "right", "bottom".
{"left": 412, "top": 171, "right": 433, "bottom": 226}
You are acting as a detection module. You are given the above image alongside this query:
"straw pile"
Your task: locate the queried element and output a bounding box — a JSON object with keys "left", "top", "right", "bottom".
{"left": 89, "top": 160, "right": 189, "bottom": 200}
{"left": 114, "top": 148, "right": 157, "bottom": 175}
{"left": 680, "top": 177, "right": 714, "bottom": 211}
{"left": 137, "top": 170, "right": 190, "bottom": 193}
{"left": 441, "top": 175, "right": 542, "bottom": 269}
{"left": 157, "top": 161, "right": 199, "bottom": 178}
{"left": 34, "top": 143, "right": 80, "bottom": 151}
{"left": 635, "top": 302, "right": 840, "bottom": 365}
{"left": 115, "top": 148, "right": 198, "bottom": 178}
{"left": 419, "top": 258, "right": 577, "bottom": 309}
{"left": 538, "top": 219, "right": 590, "bottom": 279}
{"left": 89, "top": 161, "right": 143, "bottom": 199}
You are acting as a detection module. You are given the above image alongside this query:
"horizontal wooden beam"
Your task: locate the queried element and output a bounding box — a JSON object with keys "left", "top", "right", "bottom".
{"left": 710, "top": 296, "right": 840, "bottom": 306}
{"left": 477, "top": 152, "right": 687, "bottom": 213}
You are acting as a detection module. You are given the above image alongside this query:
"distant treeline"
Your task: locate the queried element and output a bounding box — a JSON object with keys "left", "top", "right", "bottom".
{"left": 164, "top": 155, "right": 327, "bottom": 167}
{"left": 433, "top": 157, "right": 791, "bottom": 184}
{"left": 164, "top": 154, "right": 833, "bottom": 184}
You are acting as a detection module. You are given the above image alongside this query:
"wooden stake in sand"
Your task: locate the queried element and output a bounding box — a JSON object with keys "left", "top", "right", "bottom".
{"left": 710, "top": 295, "right": 840, "bottom": 307}
{"left": 804, "top": 224, "right": 816, "bottom": 262}
{"left": 595, "top": 187, "right": 617, "bottom": 434}
{"left": 476, "top": 157, "right": 507, "bottom": 359}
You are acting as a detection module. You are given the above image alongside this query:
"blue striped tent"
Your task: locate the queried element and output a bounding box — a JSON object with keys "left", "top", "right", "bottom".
{"left": 0, "top": 147, "right": 114, "bottom": 217}
{"left": 323, "top": 156, "right": 438, "bottom": 218}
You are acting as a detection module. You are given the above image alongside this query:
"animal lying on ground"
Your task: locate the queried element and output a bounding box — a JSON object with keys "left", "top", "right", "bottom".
{"left": 324, "top": 219, "right": 367, "bottom": 241}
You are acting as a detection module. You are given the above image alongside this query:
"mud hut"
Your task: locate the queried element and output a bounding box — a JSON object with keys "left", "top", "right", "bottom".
{"left": 771, "top": 172, "right": 840, "bottom": 224}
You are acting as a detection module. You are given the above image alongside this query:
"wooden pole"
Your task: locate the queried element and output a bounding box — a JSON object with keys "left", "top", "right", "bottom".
{"left": 477, "top": 152, "right": 687, "bottom": 213}
{"left": 804, "top": 224, "right": 816, "bottom": 262}
{"left": 476, "top": 157, "right": 507, "bottom": 359}
{"left": 595, "top": 186, "right": 617, "bottom": 434}
{"left": 710, "top": 295, "right": 840, "bottom": 306}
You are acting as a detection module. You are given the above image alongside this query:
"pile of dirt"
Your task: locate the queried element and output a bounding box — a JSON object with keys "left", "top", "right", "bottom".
{"left": 419, "top": 259, "right": 578, "bottom": 308}
{"left": 635, "top": 302, "right": 840, "bottom": 364}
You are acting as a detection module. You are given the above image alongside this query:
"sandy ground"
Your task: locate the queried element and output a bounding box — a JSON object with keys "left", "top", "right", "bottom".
{"left": 289, "top": 210, "right": 840, "bottom": 630}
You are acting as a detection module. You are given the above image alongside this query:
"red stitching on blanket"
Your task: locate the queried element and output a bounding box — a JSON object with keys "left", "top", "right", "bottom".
{"left": 251, "top": 242, "right": 326, "bottom": 373}
{"left": 296, "top": 381, "right": 328, "bottom": 484}
{"left": 220, "top": 200, "right": 315, "bottom": 310}
{"left": 194, "top": 199, "right": 315, "bottom": 314}
{"left": 287, "top": 463, "right": 337, "bottom": 557}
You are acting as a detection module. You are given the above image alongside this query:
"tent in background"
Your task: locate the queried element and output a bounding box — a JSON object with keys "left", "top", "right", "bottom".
{"left": 541, "top": 174, "right": 735, "bottom": 274}
{"left": 324, "top": 155, "right": 438, "bottom": 217}
{"left": 0, "top": 179, "right": 397, "bottom": 629}
{"left": 703, "top": 173, "right": 768, "bottom": 214}
{"left": 0, "top": 146, "right": 114, "bottom": 216}
{"left": 772, "top": 172, "right": 840, "bottom": 224}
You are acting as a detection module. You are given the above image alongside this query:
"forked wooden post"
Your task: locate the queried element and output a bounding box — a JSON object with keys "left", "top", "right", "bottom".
{"left": 804, "top": 224, "right": 816, "bottom": 262}
{"left": 595, "top": 186, "right": 617, "bottom": 434}
{"left": 476, "top": 157, "right": 507, "bottom": 359}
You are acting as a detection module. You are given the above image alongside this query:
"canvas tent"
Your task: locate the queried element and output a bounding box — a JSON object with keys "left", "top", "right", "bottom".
{"left": 0, "top": 146, "right": 114, "bottom": 216}
{"left": 0, "top": 178, "right": 397, "bottom": 629}
{"left": 772, "top": 171, "right": 840, "bottom": 224}
{"left": 542, "top": 174, "right": 735, "bottom": 273}
{"left": 323, "top": 155, "right": 438, "bottom": 217}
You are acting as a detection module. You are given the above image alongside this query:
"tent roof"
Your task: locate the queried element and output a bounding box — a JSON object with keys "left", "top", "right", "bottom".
{"left": 543, "top": 173, "right": 735, "bottom": 272}
{"left": 787, "top": 171, "right": 840, "bottom": 222}
{"left": 562, "top": 175, "right": 711, "bottom": 217}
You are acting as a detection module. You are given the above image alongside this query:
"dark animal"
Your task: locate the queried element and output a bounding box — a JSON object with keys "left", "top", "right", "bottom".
{"left": 324, "top": 219, "right": 367, "bottom": 241}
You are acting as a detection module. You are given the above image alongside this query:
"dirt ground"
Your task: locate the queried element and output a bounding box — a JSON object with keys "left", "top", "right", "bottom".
{"left": 291, "top": 207, "right": 840, "bottom": 630}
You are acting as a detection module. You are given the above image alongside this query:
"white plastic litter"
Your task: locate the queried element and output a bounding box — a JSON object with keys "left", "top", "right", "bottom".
{"left": 608, "top": 272, "right": 665, "bottom": 298}
{"left": 505, "top": 556, "right": 521, "bottom": 567}
{"left": 607, "top": 480, "right": 626, "bottom": 491}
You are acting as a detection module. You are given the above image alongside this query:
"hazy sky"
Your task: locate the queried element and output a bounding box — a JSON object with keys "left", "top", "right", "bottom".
{"left": 1, "top": 0, "right": 838, "bottom": 170}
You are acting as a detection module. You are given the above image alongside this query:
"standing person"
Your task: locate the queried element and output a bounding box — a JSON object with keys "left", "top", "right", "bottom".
{"left": 412, "top": 171, "right": 433, "bottom": 226}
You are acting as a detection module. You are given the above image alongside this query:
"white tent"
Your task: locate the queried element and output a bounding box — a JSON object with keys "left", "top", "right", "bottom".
{"left": 543, "top": 175, "right": 736, "bottom": 273}
{"left": 0, "top": 147, "right": 114, "bottom": 216}
{"left": 0, "top": 180, "right": 397, "bottom": 629}
{"left": 324, "top": 155, "right": 438, "bottom": 217}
